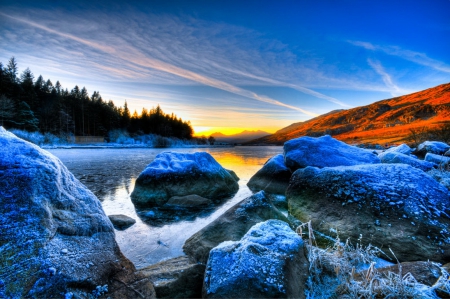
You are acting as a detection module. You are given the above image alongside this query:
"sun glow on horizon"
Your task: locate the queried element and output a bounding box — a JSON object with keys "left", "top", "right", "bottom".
{"left": 193, "top": 126, "right": 279, "bottom": 137}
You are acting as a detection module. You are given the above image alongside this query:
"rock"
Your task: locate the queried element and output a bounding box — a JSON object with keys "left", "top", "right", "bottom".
{"left": 283, "top": 135, "right": 380, "bottom": 171}
{"left": 0, "top": 127, "right": 155, "bottom": 298}
{"left": 108, "top": 214, "right": 136, "bottom": 230}
{"left": 225, "top": 168, "right": 240, "bottom": 181}
{"left": 183, "top": 191, "right": 290, "bottom": 264}
{"left": 440, "top": 179, "right": 450, "bottom": 190}
{"left": 247, "top": 154, "right": 292, "bottom": 195}
{"left": 378, "top": 151, "right": 435, "bottom": 171}
{"left": 384, "top": 143, "right": 412, "bottom": 155}
{"left": 426, "top": 169, "right": 450, "bottom": 191}
{"left": 130, "top": 152, "right": 239, "bottom": 207}
{"left": 287, "top": 164, "right": 450, "bottom": 263}
{"left": 425, "top": 153, "right": 450, "bottom": 168}
{"left": 138, "top": 256, "right": 205, "bottom": 299}
{"left": 165, "top": 194, "right": 212, "bottom": 208}
{"left": 203, "top": 220, "right": 309, "bottom": 299}
{"left": 372, "top": 261, "right": 442, "bottom": 286}
{"left": 416, "top": 141, "right": 450, "bottom": 158}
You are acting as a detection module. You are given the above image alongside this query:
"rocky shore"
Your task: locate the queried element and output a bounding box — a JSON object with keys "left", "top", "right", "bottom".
{"left": 2, "top": 127, "right": 450, "bottom": 298}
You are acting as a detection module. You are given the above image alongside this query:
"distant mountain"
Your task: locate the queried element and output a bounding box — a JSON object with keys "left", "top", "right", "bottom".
{"left": 249, "top": 83, "right": 450, "bottom": 145}
{"left": 211, "top": 130, "right": 271, "bottom": 144}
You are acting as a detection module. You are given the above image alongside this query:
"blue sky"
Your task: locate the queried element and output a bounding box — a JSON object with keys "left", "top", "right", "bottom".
{"left": 1, "top": 0, "right": 449, "bottom": 135}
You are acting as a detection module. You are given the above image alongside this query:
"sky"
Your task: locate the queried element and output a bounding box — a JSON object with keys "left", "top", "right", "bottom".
{"left": 1, "top": 0, "right": 449, "bottom": 136}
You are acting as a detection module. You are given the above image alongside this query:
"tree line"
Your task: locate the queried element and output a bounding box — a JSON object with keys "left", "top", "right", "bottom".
{"left": 0, "top": 57, "right": 194, "bottom": 140}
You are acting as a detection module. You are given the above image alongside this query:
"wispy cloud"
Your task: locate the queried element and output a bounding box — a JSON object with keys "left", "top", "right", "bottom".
{"left": 350, "top": 40, "right": 450, "bottom": 74}
{"left": 1, "top": 12, "right": 319, "bottom": 117}
{"left": 367, "top": 59, "right": 403, "bottom": 96}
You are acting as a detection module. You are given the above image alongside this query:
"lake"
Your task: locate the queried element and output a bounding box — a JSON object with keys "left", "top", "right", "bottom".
{"left": 48, "top": 146, "right": 283, "bottom": 269}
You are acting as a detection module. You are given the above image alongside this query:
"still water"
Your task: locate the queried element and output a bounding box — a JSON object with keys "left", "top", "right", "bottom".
{"left": 48, "top": 146, "right": 282, "bottom": 269}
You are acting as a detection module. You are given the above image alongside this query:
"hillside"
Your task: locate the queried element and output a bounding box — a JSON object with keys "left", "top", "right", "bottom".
{"left": 212, "top": 130, "right": 270, "bottom": 144}
{"left": 250, "top": 83, "right": 450, "bottom": 145}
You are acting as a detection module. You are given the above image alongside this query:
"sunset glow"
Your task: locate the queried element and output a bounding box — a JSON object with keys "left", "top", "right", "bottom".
{"left": 1, "top": 1, "right": 449, "bottom": 134}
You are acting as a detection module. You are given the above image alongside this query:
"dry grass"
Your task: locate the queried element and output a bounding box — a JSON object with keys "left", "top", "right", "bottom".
{"left": 297, "top": 221, "right": 450, "bottom": 299}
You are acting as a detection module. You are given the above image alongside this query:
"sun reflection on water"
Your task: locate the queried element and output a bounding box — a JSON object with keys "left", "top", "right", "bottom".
{"left": 49, "top": 146, "right": 283, "bottom": 268}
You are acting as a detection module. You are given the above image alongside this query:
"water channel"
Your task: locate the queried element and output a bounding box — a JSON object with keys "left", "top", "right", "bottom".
{"left": 49, "top": 146, "right": 283, "bottom": 269}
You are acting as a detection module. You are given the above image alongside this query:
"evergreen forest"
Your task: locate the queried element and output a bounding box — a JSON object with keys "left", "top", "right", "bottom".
{"left": 0, "top": 57, "right": 194, "bottom": 140}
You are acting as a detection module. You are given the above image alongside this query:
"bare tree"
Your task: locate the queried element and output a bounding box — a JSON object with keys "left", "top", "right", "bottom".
{"left": 407, "top": 127, "right": 427, "bottom": 147}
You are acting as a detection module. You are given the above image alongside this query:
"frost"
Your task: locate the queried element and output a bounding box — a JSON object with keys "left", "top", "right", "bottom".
{"left": 284, "top": 135, "right": 380, "bottom": 170}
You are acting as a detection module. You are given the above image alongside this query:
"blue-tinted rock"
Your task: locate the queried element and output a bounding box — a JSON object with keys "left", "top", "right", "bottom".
{"left": 287, "top": 163, "right": 450, "bottom": 263}
{"left": 0, "top": 127, "right": 155, "bottom": 298}
{"left": 284, "top": 135, "right": 380, "bottom": 171}
{"left": 247, "top": 154, "right": 292, "bottom": 195}
{"left": 131, "top": 152, "right": 239, "bottom": 207}
{"left": 379, "top": 151, "right": 435, "bottom": 171}
{"left": 203, "top": 220, "right": 308, "bottom": 299}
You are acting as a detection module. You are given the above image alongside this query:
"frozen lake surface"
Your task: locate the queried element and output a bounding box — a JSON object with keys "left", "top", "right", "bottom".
{"left": 49, "top": 146, "right": 282, "bottom": 269}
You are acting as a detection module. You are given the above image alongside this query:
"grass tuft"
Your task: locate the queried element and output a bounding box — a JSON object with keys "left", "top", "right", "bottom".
{"left": 297, "top": 221, "right": 450, "bottom": 298}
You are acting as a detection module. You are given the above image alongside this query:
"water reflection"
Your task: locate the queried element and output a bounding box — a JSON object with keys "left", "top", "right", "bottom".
{"left": 49, "top": 146, "right": 282, "bottom": 268}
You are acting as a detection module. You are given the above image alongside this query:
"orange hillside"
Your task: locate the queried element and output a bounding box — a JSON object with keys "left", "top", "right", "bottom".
{"left": 250, "top": 83, "right": 450, "bottom": 145}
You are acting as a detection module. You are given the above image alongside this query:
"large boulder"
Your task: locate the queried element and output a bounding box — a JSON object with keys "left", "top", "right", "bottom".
{"left": 203, "top": 220, "right": 309, "bottom": 299}
{"left": 0, "top": 128, "right": 155, "bottom": 298}
{"left": 183, "top": 191, "right": 290, "bottom": 264}
{"left": 138, "top": 256, "right": 205, "bottom": 299}
{"left": 415, "top": 141, "right": 450, "bottom": 158}
{"left": 425, "top": 153, "right": 450, "bottom": 168}
{"left": 378, "top": 151, "right": 435, "bottom": 171}
{"left": 130, "top": 152, "right": 239, "bottom": 207}
{"left": 283, "top": 135, "right": 380, "bottom": 171}
{"left": 247, "top": 154, "right": 292, "bottom": 195}
{"left": 287, "top": 164, "right": 450, "bottom": 263}
{"left": 384, "top": 143, "right": 412, "bottom": 155}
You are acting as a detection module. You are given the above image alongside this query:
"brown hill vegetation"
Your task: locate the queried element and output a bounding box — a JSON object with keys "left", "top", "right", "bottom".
{"left": 250, "top": 83, "right": 450, "bottom": 146}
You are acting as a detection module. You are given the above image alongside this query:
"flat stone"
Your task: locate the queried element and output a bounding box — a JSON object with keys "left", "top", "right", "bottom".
{"left": 138, "top": 256, "right": 205, "bottom": 299}
{"left": 108, "top": 214, "right": 136, "bottom": 230}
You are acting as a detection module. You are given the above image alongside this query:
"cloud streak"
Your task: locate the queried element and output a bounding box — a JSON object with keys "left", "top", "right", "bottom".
{"left": 350, "top": 40, "right": 450, "bottom": 74}
{"left": 367, "top": 59, "right": 402, "bottom": 96}
{"left": 1, "top": 12, "right": 319, "bottom": 117}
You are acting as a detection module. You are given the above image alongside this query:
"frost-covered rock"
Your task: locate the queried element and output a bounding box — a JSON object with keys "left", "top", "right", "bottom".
{"left": 384, "top": 143, "right": 412, "bottom": 155}
{"left": 138, "top": 256, "right": 205, "bottom": 299}
{"left": 287, "top": 164, "right": 450, "bottom": 263}
{"left": 427, "top": 169, "right": 450, "bottom": 191}
{"left": 247, "top": 154, "right": 292, "bottom": 195}
{"left": 203, "top": 220, "right": 309, "bottom": 299}
{"left": 108, "top": 214, "right": 136, "bottom": 230}
{"left": 371, "top": 261, "right": 442, "bottom": 287}
{"left": 183, "top": 191, "right": 290, "bottom": 264}
{"left": 131, "top": 152, "right": 239, "bottom": 207}
{"left": 0, "top": 127, "right": 155, "bottom": 298}
{"left": 425, "top": 153, "right": 450, "bottom": 167}
{"left": 416, "top": 141, "right": 450, "bottom": 157}
{"left": 283, "top": 135, "right": 380, "bottom": 171}
{"left": 378, "top": 151, "right": 435, "bottom": 171}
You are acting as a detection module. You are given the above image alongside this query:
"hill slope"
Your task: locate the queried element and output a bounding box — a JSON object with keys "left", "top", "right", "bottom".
{"left": 212, "top": 130, "right": 270, "bottom": 144}
{"left": 250, "top": 83, "right": 450, "bottom": 145}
